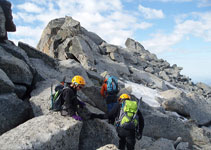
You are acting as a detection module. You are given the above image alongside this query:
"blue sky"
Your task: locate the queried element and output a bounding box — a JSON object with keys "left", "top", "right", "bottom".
{"left": 8, "top": 0, "right": 211, "bottom": 85}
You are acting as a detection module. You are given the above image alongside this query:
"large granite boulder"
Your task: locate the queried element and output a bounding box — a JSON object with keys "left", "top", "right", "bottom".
{"left": 0, "top": 93, "right": 32, "bottom": 135}
{"left": 125, "top": 38, "right": 146, "bottom": 53}
{"left": 29, "top": 79, "right": 58, "bottom": 116}
{"left": 0, "top": 47, "right": 33, "bottom": 86}
{"left": 0, "top": 68, "right": 15, "bottom": 93}
{"left": 0, "top": 5, "right": 6, "bottom": 39}
{"left": 0, "top": 113, "right": 83, "bottom": 150}
{"left": 141, "top": 100, "right": 210, "bottom": 147}
{"left": 79, "top": 120, "right": 119, "bottom": 150}
{"left": 145, "top": 138, "right": 175, "bottom": 150}
{"left": 37, "top": 16, "right": 103, "bottom": 62}
{"left": 129, "top": 66, "right": 168, "bottom": 90}
{"left": 0, "top": 0, "right": 16, "bottom": 32}
{"left": 19, "top": 42, "right": 58, "bottom": 68}
{"left": 161, "top": 89, "right": 211, "bottom": 126}
{"left": 0, "top": 0, "right": 16, "bottom": 41}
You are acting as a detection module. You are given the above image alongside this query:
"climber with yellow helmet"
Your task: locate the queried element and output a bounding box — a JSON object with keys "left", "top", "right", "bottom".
{"left": 60, "top": 75, "right": 86, "bottom": 121}
{"left": 90, "top": 93, "right": 144, "bottom": 150}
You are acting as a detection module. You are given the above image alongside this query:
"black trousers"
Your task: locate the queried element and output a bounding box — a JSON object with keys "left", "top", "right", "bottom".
{"left": 117, "top": 127, "right": 136, "bottom": 150}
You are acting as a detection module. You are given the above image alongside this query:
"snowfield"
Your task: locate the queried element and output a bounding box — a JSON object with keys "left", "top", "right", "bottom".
{"left": 124, "top": 81, "right": 161, "bottom": 107}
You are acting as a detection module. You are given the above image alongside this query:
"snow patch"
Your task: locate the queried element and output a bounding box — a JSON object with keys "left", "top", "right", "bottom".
{"left": 124, "top": 81, "right": 161, "bottom": 107}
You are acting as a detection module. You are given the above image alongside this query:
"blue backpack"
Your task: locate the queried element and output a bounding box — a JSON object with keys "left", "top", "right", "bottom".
{"left": 107, "top": 76, "right": 118, "bottom": 94}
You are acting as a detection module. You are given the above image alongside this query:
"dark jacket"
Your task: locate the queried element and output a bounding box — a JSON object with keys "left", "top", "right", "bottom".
{"left": 95, "top": 102, "right": 144, "bottom": 134}
{"left": 61, "top": 86, "right": 80, "bottom": 116}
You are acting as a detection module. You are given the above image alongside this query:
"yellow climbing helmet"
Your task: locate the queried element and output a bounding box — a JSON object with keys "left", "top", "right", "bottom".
{"left": 72, "top": 75, "right": 86, "bottom": 85}
{"left": 119, "top": 93, "right": 131, "bottom": 102}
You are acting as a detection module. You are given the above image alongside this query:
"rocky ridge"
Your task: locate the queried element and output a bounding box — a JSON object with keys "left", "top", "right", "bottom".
{"left": 0, "top": 3, "right": 211, "bottom": 150}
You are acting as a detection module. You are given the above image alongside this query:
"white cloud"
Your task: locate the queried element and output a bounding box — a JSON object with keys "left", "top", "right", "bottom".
{"left": 17, "top": 2, "right": 43, "bottom": 13}
{"left": 15, "top": 12, "right": 38, "bottom": 23}
{"left": 138, "top": 4, "right": 165, "bottom": 19}
{"left": 10, "top": 26, "right": 43, "bottom": 47}
{"left": 142, "top": 11, "right": 211, "bottom": 53}
{"left": 197, "top": 0, "right": 211, "bottom": 7}
{"left": 147, "top": 0, "right": 192, "bottom": 2}
{"left": 175, "top": 12, "right": 211, "bottom": 41}
{"left": 9, "top": 37, "right": 38, "bottom": 48}
{"left": 142, "top": 32, "right": 181, "bottom": 53}
{"left": 14, "top": 26, "right": 42, "bottom": 37}
{"left": 12, "top": 0, "right": 152, "bottom": 47}
{"left": 136, "top": 22, "right": 153, "bottom": 29}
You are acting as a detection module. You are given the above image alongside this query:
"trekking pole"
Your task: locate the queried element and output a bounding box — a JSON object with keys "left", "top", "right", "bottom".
{"left": 50, "top": 83, "right": 53, "bottom": 110}
{"left": 134, "top": 97, "right": 142, "bottom": 137}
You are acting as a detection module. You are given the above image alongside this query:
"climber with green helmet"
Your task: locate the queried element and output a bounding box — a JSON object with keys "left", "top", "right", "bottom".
{"left": 60, "top": 75, "right": 86, "bottom": 121}
{"left": 90, "top": 93, "right": 144, "bottom": 150}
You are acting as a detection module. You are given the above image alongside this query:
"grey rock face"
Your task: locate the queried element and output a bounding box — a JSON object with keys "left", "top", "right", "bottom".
{"left": 30, "top": 79, "right": 57, "bottom": 116}
{"left": 0, "top": 6, "right": 6, "bottom": 38}
{"left": 159, "top": 70, "right": 171, "bottom": 82}
{"left": 125, "top": 38, "right": 146, "bottom": 53}
{"left": 161, "top": 89, "right": 211, "bottom": 125}
{"left": 0, "top": 0, "right": 16, "bottom": 32}
{"left": 140, "top": 100, "right": 210, "bottom": 147}
{"left": 71, "top": 35, "right": 96, "bottom": 70}
{"left": 37, "top": 16, "right": 103, "bottom": 63}
{"left": 81, "top": 27, "right": 104, "bottom": 45}
{"left": 79, "top": 120, "right": 118, "bottom": 150}
{"left": 29, "top": 58, "right": 60, "bottom": 81}
{"left": 0, "top": 113, "right": 83, "bottom": 150}
{"left": 129, "top": 66, "right": 168, "bottom": 90}
{"left": 19, "top": 41, "right": 57, "bottom": 68}
{"left": 0, "top": 0, "right": 16, "bottom": 40}
{"left": 0, "top": 49, "right": 33, "bottom": 85}
{"left": 176, "top": 142, "right": 190, "bottom": 150}
{"left": 160, "top": 89, "right": 189, "bottom": 116}
{"left": 1, "top": 42, "right": 35, "bottom": 73}
{"left": 0, "top": 68, "right": 14, "bottom": 93}
{"left": 0, "top": 93, "right": 32, "bottom": 135}
{"left": 58, "top": 59, "right": 93, "bottom": 87}
{"left": 146, "top": 138, "right": 175, "bottom": 150}
{"left": 37, "top": 17, "right": 65, "bottom": 55}
{"left": 82, "top": 86, "right": 107, "bottom": 112}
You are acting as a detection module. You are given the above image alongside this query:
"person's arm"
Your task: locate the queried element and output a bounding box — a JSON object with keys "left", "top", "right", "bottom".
{"left": 76, "top": 97, "right": 86, "bottom": 108}
{"left": 100, "top": 83, "right": 106, "bottom": 98}
{"left": 90, "top": 103, "right": 120, "bottom": 120}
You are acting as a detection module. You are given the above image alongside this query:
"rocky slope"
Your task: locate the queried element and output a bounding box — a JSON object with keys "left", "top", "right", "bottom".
{"left": 0, "top": 3, "right": 211, "bottom": 150}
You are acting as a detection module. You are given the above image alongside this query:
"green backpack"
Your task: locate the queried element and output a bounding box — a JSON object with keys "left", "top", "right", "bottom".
{"left": 116, "top": 99, "right": 139, "bottom": 129}
{"left": 50, "top": 83, "right": 65, "bottom": 111}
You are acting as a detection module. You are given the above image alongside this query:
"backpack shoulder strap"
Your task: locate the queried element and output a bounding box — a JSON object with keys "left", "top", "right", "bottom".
{"left": 115, "top": 102, "right": 125, "bottom": 126}
{"left": 132, "top": 98, "right": 141, "bottom": 120}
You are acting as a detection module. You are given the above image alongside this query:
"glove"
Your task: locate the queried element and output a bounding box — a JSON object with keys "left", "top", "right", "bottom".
{"left": 136, "top": 132, "right": 142, "bottom": 140}
{"left": 78, "top": 100, "right": 86, "bottom": 108}
{"left": 72, "top": 115, "right": 82, "bottom": 121}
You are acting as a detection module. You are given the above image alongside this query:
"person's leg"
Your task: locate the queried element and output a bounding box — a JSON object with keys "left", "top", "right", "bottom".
{"left": 117, "top": 127, "right": 128, "bottom": 150}
{"left": 125, "top": 131, "right": 136, "bottom": 150}
{"left": 118, "top": 135, "right": 126, "bottom": 150}
{"left": 107, "top": 102, "right": 117, "bottom": 124}
{"left": 107, "top": 103, "right": 113, "bottom": 112}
